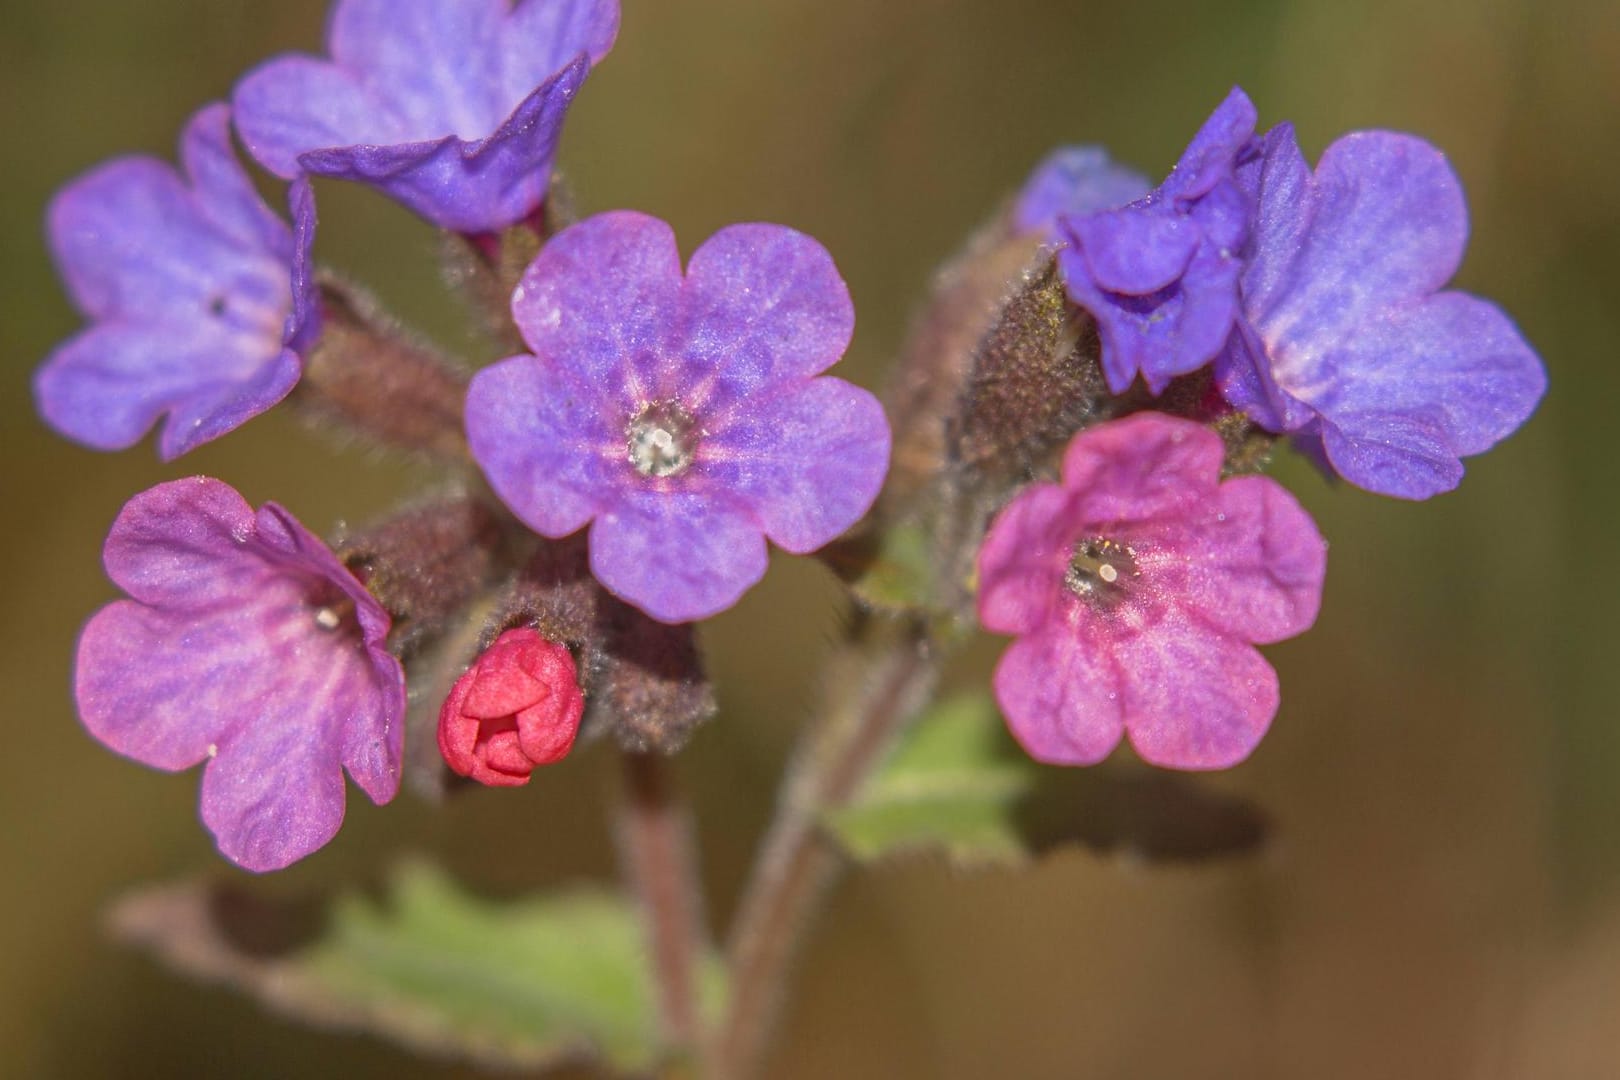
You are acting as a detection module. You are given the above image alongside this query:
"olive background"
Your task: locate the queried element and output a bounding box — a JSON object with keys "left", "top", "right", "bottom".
{"left": 2, "top": 0, "right": 1615, "bottom": 1076}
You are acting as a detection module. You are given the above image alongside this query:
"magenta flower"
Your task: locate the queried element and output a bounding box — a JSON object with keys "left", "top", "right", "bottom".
{"left": 35, "top": 104, "right": 316, "bottom": 461}
{"left": 1013, "top": 146, "right": 1150, "bottom": 238}
{"left": 232, "top": 0, "right": 619, "bottom": 233}
{"left": 1216, "top": 127, "right": 1546, "bottom": 499}
{"left": 977, "top": 413, "right": 1325, "bottom": 770}
{"left": 1055, "top": 88, "right": 1260, "bottom": 395}
{"left": 466, "top": 211, "right": 891, "bottom": 623}
{"left": 75, "top": 478, "right": 406, "bottom": 872}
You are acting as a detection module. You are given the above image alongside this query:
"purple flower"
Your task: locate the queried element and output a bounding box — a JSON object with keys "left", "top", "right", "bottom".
{"left": 1013, "top": 146, "right": 1150, "bottom": 238}
{"left": 232, "top": 0, "right": 619, "bottom": 233}
{"left": 35, "top": 105, "right": 316, "bottom": 461}
{"left": 75, "top": 478, "right": 405, "bottom": 872}
{"left": 1056, "top": 88, "right": 1260, "bottom": 395}
{"left": 977, "top": 413, "right": 1325, "bottom": 770}
{"left": 466, "top": 211, "right": 891, "bottom": 624}
{"left": 1216, "top": 127, "right": 1546, "bottom": 499}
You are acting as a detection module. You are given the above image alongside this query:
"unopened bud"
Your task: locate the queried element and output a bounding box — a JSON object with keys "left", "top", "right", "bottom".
{"left": 437, "top": 628, "right": 585, "bottom": 787}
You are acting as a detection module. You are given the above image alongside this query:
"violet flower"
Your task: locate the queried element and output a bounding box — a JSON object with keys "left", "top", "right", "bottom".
{"left": 232, "top": 0, "right": 620, "bottom": 233}
{"left": 75, "top": 478, "right": 405, "bottom": 872}
{"left": 1216, "top": 126, "right": 1547, "bottom": 499}
{"left": 1056, "top": 88, "right": 1260, "bottom": 395}
{"left": 1013, "top": 145, "right": 1150, "bottom": 238}
{"left": 35, "top": 104, "right": 316, "bottom": 461}
{"left": 466, "top": 211, "right": 891, "bottom": 624}
{"left": 977, "top": 413, "right": 1325, "bottom": 770}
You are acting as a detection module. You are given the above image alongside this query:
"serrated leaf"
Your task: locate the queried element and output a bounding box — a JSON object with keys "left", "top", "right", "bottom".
{"left": 109, "top": 861, "right": 723, "bottom": 1075}
{"left": 825, "top": 695, "right": 1269, "bottom": 868}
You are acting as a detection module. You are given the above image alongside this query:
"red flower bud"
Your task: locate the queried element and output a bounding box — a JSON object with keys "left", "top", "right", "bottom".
{"left": 437, "top": 628, "right": 585, "bottom": 787}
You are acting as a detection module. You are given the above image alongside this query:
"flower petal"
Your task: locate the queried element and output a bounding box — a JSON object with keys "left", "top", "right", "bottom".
{"left": 699, "top": 377, "right": 889, "bottom": 553}
{"left": 1150, "top": 475, "right": 1326, "bottom": 643}
{"left": 34, "top": 323, "right": 298, "bottom": 461}
{"left": 976, "top": 482, "right": 1076, "bottom": 636}
{"left": 679, "top": 223, "right": 855, "bottom": 412}
{"left": 1161, "top": 87, "right": 1258, "bottom": 200}
{"left": 1250, "top": 131, "right": 1468, "bottom": 360}
{"left": 465, "top": 353, "right": 621, "bottom": 538}
{"left": 993, "top": 628, "right": 1126, "bottom": 766}
{"left": 329, "top": 0, "right": 507, "bottom": 138}
{"left": 231, "top": 57, "right": 391, "bottom": 179}
{"left": 589, "top": 490, "right": 768, "bottom": 623}
{"left": 295, "top": 59, "right": 588, "bottom": 233}
{"left": 200, "top": 711, "right": 347, "bottom": 872}
{"left": 1059, "top": 411, "right": 1226, "bottom": 523}
{"left": 1013, "top": 145, "right": 1151, "bottom": 236}
{"left": 97, "top": 477, "right": 268, "bottom": 609}
{"left": 502, "top": 0, "right": 620, "bottom": 104}
{"left": 179, "top": 104, "right": 291, "bottom": 256}
{"left": 511, "top": 210, "right": 685, "bottom": 406}
{"left": 1117, "top": 614, "right": 1278, "bottom": 769}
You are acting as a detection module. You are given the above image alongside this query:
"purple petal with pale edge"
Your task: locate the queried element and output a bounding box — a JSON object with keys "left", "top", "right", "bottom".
{"left": 1249, "top": 132, "right": 1468, "bottom": 359}
{"left": 329, "top": 0, "right": 507, "bottom": 138}
{"left": 466, "top": 354, "right": 620, "bottom": 538}
{"left": 295, "top": 59, "right": 588, "bottom": 233}
{"left": 50, "top": 160, "right": 275, "bottom": 323}
{"left": 501, "top": 0, "right": 620, "bottom": 106}
{"left": 36, "top": 324, "right": 276, "bottom": 458}
{"left": 589, "top": 489, "right": 768, "bottom": 623}
{"left": 181, "top": 104, "right": 290, "bottom": 255}
{"left": 233, "top": 57, "right": 398, "bottom": 178}
{"left": 1060, "top": 412, "right": 1227, "bottom": 523}
{"left": 1141, "top": 475, "right": 1326, "bottom": 643}
{"left": 680, "top": 223, "right": 855, "bottom": 414}
{"left": 1070, "top": 207, "right": 1198, "bottom": 294}
{"left": 977, "top": 483, "right": 1076, "bottom": 636}
{"left": 698, "top": 377, "right": 889, "bottom": 553}
{"left": 993, "top": 628, "right": 1125, "bottom": 766}
{"left": 1161, "top": 87, "right": 1258, "bottom": 200}
{"left": 1118, "top": 614, "right": 1278, "bottom": 770}
{"left": 1012, "top": 146, "right": 1151, "bottom": 236}
{"left": 1213, "top": 319, "right": 1316, "bottom": 433}
{"left": 75, "top": 479, "right": 403, "bottom": 871}
{"left": 510, "top": 210, "right": 683, "bottom": 409}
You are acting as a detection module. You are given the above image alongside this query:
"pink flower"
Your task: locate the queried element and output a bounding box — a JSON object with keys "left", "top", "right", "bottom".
{"left": 438, "top": 628, "right": 585, "bottom": 787}
{"left": 976, "top": 413, "right": 1326, "bottom": 770}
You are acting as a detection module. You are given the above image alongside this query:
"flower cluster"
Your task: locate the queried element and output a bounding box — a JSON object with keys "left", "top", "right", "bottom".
{"left": 973, "top": 86, "right": 1544, "bottom": 768}
{"left": 40, "top": 0, "right": 888, "bottom": 867}
{"left": 1049, "top": 87, "right": 1546, "bottom": 500}
{"left": 39, "top": 0, "right": 1544, "bottom": 878}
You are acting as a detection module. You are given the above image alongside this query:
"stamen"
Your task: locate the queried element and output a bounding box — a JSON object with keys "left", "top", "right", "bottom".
{"left": 627, "top": 400, "right": 698, "bottom": 478}
{"left": 1065, "top": 537, "right": 1137, "bottom": 604}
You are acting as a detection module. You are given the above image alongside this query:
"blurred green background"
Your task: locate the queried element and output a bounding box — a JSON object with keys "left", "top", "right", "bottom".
{"left": 3, "top": 0, "right": 1614, "bottom": 1075}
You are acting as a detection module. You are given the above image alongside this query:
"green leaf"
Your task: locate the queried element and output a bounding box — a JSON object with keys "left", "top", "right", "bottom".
{"left": 834, "top": 521, "right": 937, "bottom": 614}
{"left": 109, "top": 861, "right": 724, "bottom": 1075}
{"left": 825, "top": 695, "right": 1269, "bottom": 868}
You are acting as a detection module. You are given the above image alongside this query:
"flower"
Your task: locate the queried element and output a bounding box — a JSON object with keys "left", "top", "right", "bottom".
{"left": 1055, "top": 88, "right": 1260, "bottom": 395}
{"left": 75, "top": 478, "right": 405, "bottom": 871}
{"left": 1215, "top": 126, "right": 1546, "bottom": 499}
{"left": 438, "top": 628, "right": 585, "bottom": 787}
{"left": 35, "top": 104, "right": 316, "bottom": 461}
{"left": 466, "top": 210, "right": 891, "bottom": 623}
{"left": 977, "top": 413, "right": 1326, "bottom": 770}
{"left": 1013, "top": 146, "right": 1150, "bottom": 238}
{"left": 232, "top": 0, "right": 620, "bottom": 233}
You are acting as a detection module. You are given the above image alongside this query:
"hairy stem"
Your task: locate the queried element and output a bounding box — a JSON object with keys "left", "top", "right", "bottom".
{"left": 714, "top": 624, "right": 939, "bottom": 1079}
{"left": 617, "top": 750, "right": 710, "bottom": 1068}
